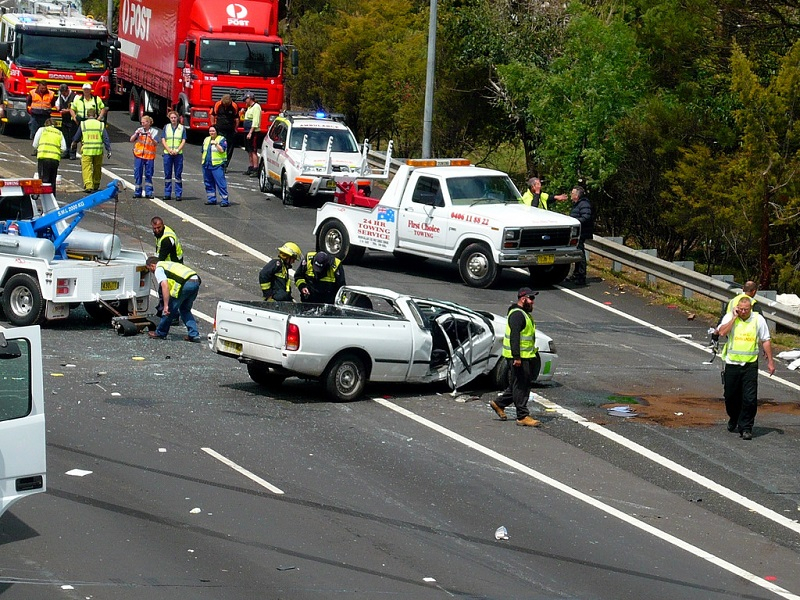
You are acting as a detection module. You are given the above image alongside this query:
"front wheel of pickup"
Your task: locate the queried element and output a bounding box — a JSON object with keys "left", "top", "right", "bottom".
{"left": 529, "top": 263, "right": 571, "bottom": 286}
{"left": 458, "top": 243, "right": 500, "bottom": 288}
{"left": 324, "top": 353, "right": 366, "bottom": 402}
{"left": 247, "top": 361, "right": 287, "bottom": 388}
{"left": 317, "top": 221, "right": 365, "bottom": 264}
{"left": 1, "top": 273, "right": 45, "bottom": 326}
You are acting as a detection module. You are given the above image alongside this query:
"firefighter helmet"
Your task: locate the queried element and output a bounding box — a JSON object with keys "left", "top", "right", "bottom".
{"left": 277, "top": 242, "right": 301, "bottom": 259}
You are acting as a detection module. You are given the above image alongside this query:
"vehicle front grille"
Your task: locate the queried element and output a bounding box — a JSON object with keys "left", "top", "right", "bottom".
{"left": 519, "top": 227, "right": 573, "bottom": 248}
{"left": 211, "top": 88, "right": 267, "bottom": 104}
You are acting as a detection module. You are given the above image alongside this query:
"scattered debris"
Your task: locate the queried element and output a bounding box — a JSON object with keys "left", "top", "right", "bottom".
{"left": 189, "top": 507, "right": 202, "bottom": 514}
{"left": 686, "top": 313, "right": 696, "bottom": 320}
{"left": 607, "top": 406, "right": 638, "bottom": 418}
{"left": 206, "top": 250, "right": 228, "bottom": 256}
{"left": 495, "top": 526, "right": 509, "bottom": 540}
{"left": 277, "top": 566, "right": 298, "bottom": 571}
{"left": 65, "top": 469, "right": 92, "bottom": 477}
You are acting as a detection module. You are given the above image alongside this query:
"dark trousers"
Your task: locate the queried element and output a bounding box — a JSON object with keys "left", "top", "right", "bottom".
{"left": 61, "top": 120, "right": 77, "bottom": 158}
{"left": 156, "top": 279, "right": 200, "bottom": 338}
{"left": 496, "top": 358, "right": 532, "bottom": 420}
{"left": 724, "top": 361, "right": 759, "bottom": 433}
{"left": 37, "top": 158, "right": 59, "bottom": 194}
{"left": 573, "top": 238, "right": 587, "bottom": 281}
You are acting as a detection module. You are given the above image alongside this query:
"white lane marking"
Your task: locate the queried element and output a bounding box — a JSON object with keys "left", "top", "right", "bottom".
{"left": 531, "top": 393, "right": 800, "bottom": 535}
{"left": 201, "top": 447, "right": 284, "bottom": 495}
{"left": 555, "top": 284, "right": 800, "bottom": 392}
{"left": 374, "top": 397, "right": 800, "bottom": 600}
{"left": 100, "top": 171, "right": 271, "bottom": 263}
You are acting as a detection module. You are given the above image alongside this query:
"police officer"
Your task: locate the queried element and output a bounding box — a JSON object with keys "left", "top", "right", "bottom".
{"left": 295, "top": 251, "right": 346, "bottom": 304}
{"left": 32, "top": 118, "right": 65, "bottom": 194}
{"left": 490, "top": 287, "right": 541, "bottom": 427}
{"left": 259, "top": 242, "right": 301, "bottom": 301}
{"left": 146, "top": 257, "right": 201, "bottom": 342}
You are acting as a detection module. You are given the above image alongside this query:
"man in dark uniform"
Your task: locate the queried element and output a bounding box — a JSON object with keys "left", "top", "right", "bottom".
{"left": 565, "top": 186, "right": 593, "bottom": 285}
{"left": 259, "top": 242, "right": 301, "bottom": 301}
{"left": 295, "top": 251, "right": 346, "bottom": 304}
{"left": 490, "top": 287, "right": 541, "bottom": 427}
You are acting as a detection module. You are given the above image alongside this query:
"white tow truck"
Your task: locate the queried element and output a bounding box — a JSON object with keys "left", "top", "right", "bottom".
{"left": 314, "top": 159, "right": 583, "bottom": 288}
{"left": 0, "top": 179, "right": 150, "bottom": 326}
{"left": 0, "top": 325, "right": 46, "bottom": 517}
{"left": 209, "top": 286, "right": 558, "bottom": 401}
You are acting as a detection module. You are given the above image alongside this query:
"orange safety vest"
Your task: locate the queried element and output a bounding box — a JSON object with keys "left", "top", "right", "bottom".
{"left": 133, "top": 129, "right": 158, "bottom": 160}
{"left": 30, "top": 90, "right": 54, "bottom": 113}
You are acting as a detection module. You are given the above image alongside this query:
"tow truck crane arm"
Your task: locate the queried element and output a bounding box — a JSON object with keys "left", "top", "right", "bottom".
{"left": 11, "top": 180, "right": 121, "bottom": 259}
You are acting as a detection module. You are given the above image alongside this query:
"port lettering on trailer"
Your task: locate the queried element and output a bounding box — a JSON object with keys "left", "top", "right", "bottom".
{"left": 121, "top": 0, "right": 152, "bottom": 42}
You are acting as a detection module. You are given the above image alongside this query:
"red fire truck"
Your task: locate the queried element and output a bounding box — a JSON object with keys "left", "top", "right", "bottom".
{"left": 115, "top": 0, "right": 297, "bottom": 132}
{"left": 0, "top": 4, "right": 114, "bottom": 134}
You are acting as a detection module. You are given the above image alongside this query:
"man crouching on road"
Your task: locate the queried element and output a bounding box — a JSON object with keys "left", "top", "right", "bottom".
{"left": 490, "top": 287, "right": 541, "bottom": 427}
{"left": 146, "top": 256, "right": 202, "bottom": 342}
{"left": 715, "top": 296, "right": 775, "bottom": 440}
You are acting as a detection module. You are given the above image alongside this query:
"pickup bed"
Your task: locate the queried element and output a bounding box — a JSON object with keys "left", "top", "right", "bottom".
{"left": 209, "top": 286, "right": 558, "bottom": 401}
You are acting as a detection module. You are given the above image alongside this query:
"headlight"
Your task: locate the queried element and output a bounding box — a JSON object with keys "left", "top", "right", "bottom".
{"left": 548, "top": 340, "right": 557, "bottom": 354}
{"left": 504, "top": 228, "right": 521, "bottom": 241}
{"left": 194, "top": 110, "right": 209, "bottom": 119}
{"left": 571, "top": 225, "right": 580, "bottom": 239}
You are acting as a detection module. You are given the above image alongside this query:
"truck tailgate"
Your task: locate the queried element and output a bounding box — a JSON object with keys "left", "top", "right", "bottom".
{"left": 213, "top": 301, "right": 288, "bottom": 363}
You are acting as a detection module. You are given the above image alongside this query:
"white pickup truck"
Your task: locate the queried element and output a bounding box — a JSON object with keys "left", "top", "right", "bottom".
{"left": 0, "top": 179, "right": 150, "bottom": 326}
{"left": 209, "top": 286, "right": 558, "bottom": 401}
{"left": 0, "top": 325, "right": 46, "bottom": 517}
{"left": 314, "top": 159, "right": 583, "bottom": 288}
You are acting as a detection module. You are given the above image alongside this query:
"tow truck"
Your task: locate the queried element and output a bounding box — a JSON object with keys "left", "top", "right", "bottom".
{"left": 0, "top": 179, "right": 150, "bottom": 326}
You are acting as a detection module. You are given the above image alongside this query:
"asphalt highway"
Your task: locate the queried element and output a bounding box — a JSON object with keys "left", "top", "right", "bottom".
{"left": 1, "top": 112, "right": 799, "bottom": 599}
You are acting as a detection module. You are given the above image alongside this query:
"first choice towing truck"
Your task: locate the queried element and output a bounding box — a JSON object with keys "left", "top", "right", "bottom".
{"left": 114, "top": 0, "right": 298, "bottom": 130}
{"left": 0, "top": 0, "right": 116, "bottom": 133}
{"left": 314, "top": 159, "right": 584, "bottom": 288}
{"left": 0, "top": 179, "right": 150, "bottom": 326}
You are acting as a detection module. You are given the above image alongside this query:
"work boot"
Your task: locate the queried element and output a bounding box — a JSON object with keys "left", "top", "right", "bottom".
{"left": 489, "top": 401, "right": 507, "bottom": 421}
{"left": 516, "top": 416, "right": 541, "bottom": 427}
{"left": 741, "top": 430, "right": 753, "bottom": 440}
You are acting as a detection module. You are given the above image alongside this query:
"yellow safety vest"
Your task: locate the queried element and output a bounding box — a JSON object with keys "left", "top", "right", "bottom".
{"left": 71, "top": 95, "right": 105, "bottom": 120}
{"left": 37, "top": 126, "right": 63, "bottom": 161}
{"left": 296, "top": 251, "right": 341, "bottom": 287}
{"left": 202, "top": 135, "right": 227, "bottom": 166}
{"left": 502, "top": 307, "right": 537, "bottom": 359}
{"left": 520, "top": 190, "right": 549, "bottom": 210}
{"left": 80, "top": 119, "right": 105, "bottom": 156}
{"left": 158, "top": 261, "right": 198, "bottom": 298}
{"left": 243, "top": 102, "right": 261, "bottom": 130}
{"left": 156, "top": 225, "right": 183, "bottom": 262}
{"left": 724, "top": 317, "right": 759, "bottom": 363}
{"left": 163, "top": 124, "right": 185, "bottom": 154}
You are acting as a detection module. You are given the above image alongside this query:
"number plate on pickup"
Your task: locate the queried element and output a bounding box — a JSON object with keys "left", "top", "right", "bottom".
{"left": 101, "top": 280, "right": 119, "bottom": 291}
{"left": 220, "top": 339, "right": 243, "bottom": 354}
{"left": 326, "top": 179, "right": 337, "bottom": 189}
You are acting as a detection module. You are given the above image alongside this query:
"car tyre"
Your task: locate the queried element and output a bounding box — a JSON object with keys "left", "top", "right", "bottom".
{"left": 281, "top": 173, "right": 294, "bottom": 206}
{"left": 258, "top": 161, "right": 271, "bottom": 193}
{"left": 324, "top": 353, "right": 366, "bottom": 401}
{"left": 458, "top": 242, "right": 500, "bottom": 288}
{"left": 317, "top": 220, "right": 365, "bottom": 264}
{"left": 1, "top": 273, "right": 45, "bottom": 326}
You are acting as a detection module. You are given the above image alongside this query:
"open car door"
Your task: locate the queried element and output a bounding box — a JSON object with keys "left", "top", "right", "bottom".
{"left": 0, "top": 326, "right": 46, "bottom": 517}
{"left": 433, "top": 313, "right": 494, "bottom": 390}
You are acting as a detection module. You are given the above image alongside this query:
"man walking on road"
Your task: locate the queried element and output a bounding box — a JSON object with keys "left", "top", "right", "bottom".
{"left": 201, "top": 126, "right": 229, "bottom": 206}
{"left": 70, "top": 108, "right": 111, "bottom": 193}
{"left": 715, "top": 296, "right": 775, "bottom": 440}
{"left": 146, "top": 257, "right": 201, "bottom": 342}
{"left": 490, "top": 287, "right": 541, "bottom": 427}
{"left": 32, "top": 118, "right": 65, "bottom": 194}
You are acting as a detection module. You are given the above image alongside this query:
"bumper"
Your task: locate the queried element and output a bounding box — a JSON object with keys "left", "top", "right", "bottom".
{"left": 498, "top": 247, "right": 584, "bottom": 268}
{"left": 293, "top": 178, "right": 371, "bottom": 197}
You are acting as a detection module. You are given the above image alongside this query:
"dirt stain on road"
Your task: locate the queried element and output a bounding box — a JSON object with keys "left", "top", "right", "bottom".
{"left": 601, "top": 395, "right": 800, "bottom": 428}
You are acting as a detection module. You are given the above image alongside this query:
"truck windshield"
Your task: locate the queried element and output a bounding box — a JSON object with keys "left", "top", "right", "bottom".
{"left": 199, "top": 40, "right": 281, "bottom": 77}
{"left": 446, "top": 176, "right": 519, "bottom": 206}
{"left": 289, "top": 128, "right": 359, "bottom": 152}
{"left": 15, "top": 32, "right": 106, "bottom": 71}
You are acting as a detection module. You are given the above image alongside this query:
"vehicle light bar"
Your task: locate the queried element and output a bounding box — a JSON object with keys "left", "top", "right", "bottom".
{"left": 0, "top": 179, "right": 53, "bottom": 195}
{"left": 406, "top": 158, "right": 470, "bottom": 167}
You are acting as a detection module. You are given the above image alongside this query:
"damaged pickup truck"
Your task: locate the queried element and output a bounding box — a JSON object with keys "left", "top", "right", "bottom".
{"left": 209, "top": 286, "right": 558, "bottom": 401}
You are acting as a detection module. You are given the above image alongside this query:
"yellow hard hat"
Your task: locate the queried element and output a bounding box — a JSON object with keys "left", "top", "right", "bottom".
{"left": 277, "top": 242, "right": 301, "bottom": 259}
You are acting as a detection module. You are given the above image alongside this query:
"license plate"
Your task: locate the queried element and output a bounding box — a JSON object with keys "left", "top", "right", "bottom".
{"left": 536, "top": 255, "right": 555, "bottom": 265}
{"left": 101, "top": 280, "right": 119, "bottom": 291}
{"left": 220, "top": 339, "right": 243, "bottom": 354}
{"left": 326, "top": 179, "right": 337, "bottom": 189}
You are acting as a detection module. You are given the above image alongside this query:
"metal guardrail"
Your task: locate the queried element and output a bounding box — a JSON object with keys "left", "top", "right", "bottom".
{"left": 585, "top": 236, "right": 800, "bottom": 333}
{"left": 366, "top": 149, "right": 403, "bottom": 177}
